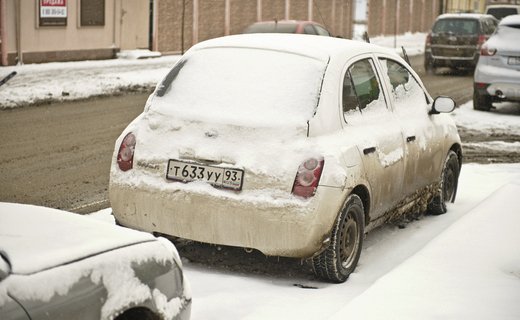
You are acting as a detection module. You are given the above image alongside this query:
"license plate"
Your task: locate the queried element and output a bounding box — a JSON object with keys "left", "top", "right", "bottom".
{"left": 508, "top": 56, "right": 520, "bottom": 65}
{"left": 166, "top": 159, "right": 244, "bottom": 191}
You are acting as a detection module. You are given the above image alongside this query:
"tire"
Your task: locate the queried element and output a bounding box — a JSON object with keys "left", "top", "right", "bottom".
{"left": 473, "top": 90, "right": 492, "bottom": 111}
{"left": 312, "top": 194, "right": 364, "bottom": 283}
{"left": 428, "top": 150, "right": 460, "bottom": 215}
{"left": 424, "top": 56, "right": 435, "bottom": 75}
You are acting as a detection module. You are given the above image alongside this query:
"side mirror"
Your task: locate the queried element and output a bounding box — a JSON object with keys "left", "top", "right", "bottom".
{"left": 430, "top": 96, "right": 456, "bottom": 114}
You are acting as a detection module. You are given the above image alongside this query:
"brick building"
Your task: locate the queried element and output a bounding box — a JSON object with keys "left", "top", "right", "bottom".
{"left": 153, "top": 0, "right": 356, "bottom": 54}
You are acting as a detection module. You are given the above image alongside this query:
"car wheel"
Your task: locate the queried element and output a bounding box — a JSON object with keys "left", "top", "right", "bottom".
{"left": 473, "top": 90, "right": 492, "bottom": 111}
{"left": 424, "top": 56, "right": 435, "bottom": 74}
{"left": 427, "top": 150, "right": 460, "bottom": 215}
{"left": 312, "top": 194, "right": 364, "bottom": 283}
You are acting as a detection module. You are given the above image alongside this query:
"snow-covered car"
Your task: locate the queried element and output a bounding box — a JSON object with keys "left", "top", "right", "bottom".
{"left": 0, "top": 203, "right": 191, "bottom": 320}
{"left": 243, "top": 20, "right": 331, "bottom": 36}
{"left": 473, "top": 14, "right": 520, "bottom": 111}
{"left": 109, "top": 34, "right": 462, "bottom": 283}
{"left": 424, "top": 13, "right": 497, "bottom": 72}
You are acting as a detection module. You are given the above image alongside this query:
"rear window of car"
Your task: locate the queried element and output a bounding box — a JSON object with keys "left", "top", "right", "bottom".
{"left": 243, "top": 23, "right": 298, "bottom": 34}
{"left": 433, "top": 19, "right": 478, "bottom": 35}
{"left": 486, "top": 8, "right": 519, "bottom": 20}
{"left": 152, "top": 47, "right": 327, "bottom": 127}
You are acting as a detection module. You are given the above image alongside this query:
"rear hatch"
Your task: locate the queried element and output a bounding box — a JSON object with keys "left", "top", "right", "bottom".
{"left": 431, "top": 18, "right": 479, "bottom": 58}
{"left": 489, "top": 22, "right": 520, "bottom": 70}
{"left": 134, "top": 46, "right": 328, "bottom": 194}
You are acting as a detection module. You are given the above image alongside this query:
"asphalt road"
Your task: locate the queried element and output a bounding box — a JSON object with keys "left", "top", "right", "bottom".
{"left": 0, "top": 54, "right": 497, "bottom": 214}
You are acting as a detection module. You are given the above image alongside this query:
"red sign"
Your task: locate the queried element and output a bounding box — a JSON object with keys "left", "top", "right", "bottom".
{"left": 41, "top": 0, "right": 66, "bottom": 6}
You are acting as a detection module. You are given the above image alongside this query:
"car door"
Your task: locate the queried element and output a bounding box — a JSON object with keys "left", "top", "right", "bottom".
{"left": 377, "top": 57, "right": 444, "bottom": 197}
{"left": 341, "top": 56, "right": 406, "bottom": 220}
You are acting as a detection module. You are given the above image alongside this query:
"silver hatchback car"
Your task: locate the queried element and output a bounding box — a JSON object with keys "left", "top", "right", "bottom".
{"left": 0, "top": 203, "right": 191, "bottom": 320}
{"left": 474, "top": 14, "right": 520, "bottom": 111}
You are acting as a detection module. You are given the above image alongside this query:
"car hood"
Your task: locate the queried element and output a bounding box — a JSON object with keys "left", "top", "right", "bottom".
{"left": 0, "top": 202, "right": 156, "bottom": 275}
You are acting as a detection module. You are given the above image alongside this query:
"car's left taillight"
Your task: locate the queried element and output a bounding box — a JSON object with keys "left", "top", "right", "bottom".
{"left": 291, "top": 157, "right": 324, "bottom": 198}
{"left": 425, "top": 33, "right": 432, "bottom": 47}
{"left": 117, "top": 132, "right": 136, "bottom": 171}
{"left": 480, "top": 42, "right": 496, "bottom": 56}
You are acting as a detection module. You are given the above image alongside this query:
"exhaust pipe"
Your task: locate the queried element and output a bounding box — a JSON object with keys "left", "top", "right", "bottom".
{"left": 496, "top": 90, "right": 506, "bottom": 99}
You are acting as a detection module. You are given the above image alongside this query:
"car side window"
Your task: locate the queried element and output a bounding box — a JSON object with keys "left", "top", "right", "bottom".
{"left": 379, "top": 58, "right": 428, "bottom": 112}
{"left": 342, "top": 58, "right": 386, "bottom": 121}
{"left": 304, "top": 25, "right": 317, "bottom": 35}
{"left": 314, "top": 25, "right": 331, "bottom": 36}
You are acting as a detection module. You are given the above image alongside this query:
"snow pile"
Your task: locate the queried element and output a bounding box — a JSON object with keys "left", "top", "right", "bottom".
{"left": 0, "top": 55, "right": 180, "bottom": 108}
{"left": 370, "top": 32, "right": 427, "bottom": 56}
{"left": 330, "top": 183, "right": 520, "bottom": 320}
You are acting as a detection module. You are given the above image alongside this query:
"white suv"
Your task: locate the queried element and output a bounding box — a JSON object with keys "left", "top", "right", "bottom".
{"left": 485, "top": 4, "right": 520, "bottom": 20}
{"left": 474, "top": 14, "right": 520, "bottom": 111}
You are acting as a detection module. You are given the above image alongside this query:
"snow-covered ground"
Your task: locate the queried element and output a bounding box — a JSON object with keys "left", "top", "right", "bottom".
{"left": 0, "top": 33, "right": 427, "bottom": 109}
{"left": 90, "top": 162, "right": 520, "bottom": 320}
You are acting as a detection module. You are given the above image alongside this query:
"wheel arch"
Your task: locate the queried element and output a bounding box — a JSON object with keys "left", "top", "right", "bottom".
{"left": 114, "top": 307, "right": 161, "bottom": 320}
{"left": 350, "top": 184, "right": 371, "bottom": 226}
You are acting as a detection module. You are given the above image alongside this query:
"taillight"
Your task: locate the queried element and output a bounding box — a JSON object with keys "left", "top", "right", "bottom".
{"left": 117, "top": 132, "right": 136, "bottom": 171}
{"left": 292, "top": 157, "right": 324, "bottom": 198}
{"left": 480, "top": 43, "right": 496, "bottom": 56}
{"left": 425, "top": 33, "right": 432, "bottom": 47}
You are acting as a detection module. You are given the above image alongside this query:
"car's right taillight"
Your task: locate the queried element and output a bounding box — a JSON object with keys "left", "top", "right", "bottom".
{"left": 117, "top": 132, "right": 136, "bottom": 171}
{"left": 480, "top": 42, "right": 496, "bottom": 56}
{"left": 291, "top": 157, "right": 324, "bottom": 198}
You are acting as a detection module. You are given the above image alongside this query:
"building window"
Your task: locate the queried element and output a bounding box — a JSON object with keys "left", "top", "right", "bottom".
{"left": 81, "top": 0, "right": 105, "bottom": 26}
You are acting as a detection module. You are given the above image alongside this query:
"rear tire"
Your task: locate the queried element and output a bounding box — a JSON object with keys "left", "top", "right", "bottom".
{"left": 312, "top": 194, "right": 364, "bottom": 283}
{"left": 428, "top": 150, "right": 460, "bottom": 215}
{"left": 473, "top": 90, "right": 492, "bottom": 111}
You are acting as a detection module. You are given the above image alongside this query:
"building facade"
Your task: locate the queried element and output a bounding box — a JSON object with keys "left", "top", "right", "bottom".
{"left": 1, "top": 0, "right": 355, "bottom": 66}
{"left": 0, "top": 0, "right": 150, "bottom": 66}
{"left": 153, "top": 0, "right": 356, "bottom": 54}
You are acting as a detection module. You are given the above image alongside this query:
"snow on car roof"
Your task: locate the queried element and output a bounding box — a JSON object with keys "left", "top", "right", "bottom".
{"left": 499, "top": 14, "right": 520, "bottom": 25}
{"left": 189, "top": 33, "right": 397, "bottom": 63}
{"left": 0, "top": 202, "right": 156, "bottom": 274}
{"left": 436, "top": 13, "right": 491, "bottom": 20}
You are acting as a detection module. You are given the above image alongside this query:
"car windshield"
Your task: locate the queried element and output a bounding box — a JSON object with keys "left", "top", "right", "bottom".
{"left": 433, "top": 19, "right": 478, "bottom": 35}
{"left": 244, "top": 23, "right": 298, "bottom": 33}
{"left": 152, "top": 47, "right": 327, "bottom": 127}
{"left": 487, "top": 8, "right": 518, "bottom": 20}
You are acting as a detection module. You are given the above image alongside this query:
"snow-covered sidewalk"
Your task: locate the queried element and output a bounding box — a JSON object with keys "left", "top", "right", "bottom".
{"left": 0, "top": 33, "right": 427, "bottom": 109}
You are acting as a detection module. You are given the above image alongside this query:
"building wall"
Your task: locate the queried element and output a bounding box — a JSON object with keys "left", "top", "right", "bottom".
{"left": 367, "top": 0, "right": 441, "bottom": 37}
{"left": 156, "top": 0, "right": 355, "bottom": 54}
{"left": 1, "top": 0, "right": 149, "bottom": 65}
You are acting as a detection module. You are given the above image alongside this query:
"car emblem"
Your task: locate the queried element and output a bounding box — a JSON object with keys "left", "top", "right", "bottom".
{"left": 205, "top": 129, "right": 218, "bottom": 138}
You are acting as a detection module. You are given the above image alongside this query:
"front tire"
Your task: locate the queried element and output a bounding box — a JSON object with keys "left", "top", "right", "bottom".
{"left": 428, "top": 150, "right": 460, "bottom": 215}
{"left": 312, "top": 194, "right": 364, "bottom": 283}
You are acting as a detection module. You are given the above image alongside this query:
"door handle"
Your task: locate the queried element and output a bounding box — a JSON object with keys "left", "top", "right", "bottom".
{"left": 406, "top": 136, "right": 416, "bottom": 143}
{"left": 363, "top": 147, "right": 376, "bottom": 155}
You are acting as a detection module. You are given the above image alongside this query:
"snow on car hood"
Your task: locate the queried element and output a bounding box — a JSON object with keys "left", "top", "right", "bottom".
{"left": 0, "top": 202, "right": 156, "bottom": 274}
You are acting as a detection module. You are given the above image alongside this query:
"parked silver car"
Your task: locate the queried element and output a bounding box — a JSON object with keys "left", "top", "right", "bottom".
{"left": 474, "top": 14, "right": 520, "bottom": 111}
{"left": 0, "top": 203, "right": 191, "bottom": 320}
{"left": 110, "top": 34, "right": 462, "bottom": 283}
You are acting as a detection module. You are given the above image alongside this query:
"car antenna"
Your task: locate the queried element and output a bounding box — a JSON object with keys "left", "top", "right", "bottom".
{"left": 313, "top": 0, "right": 332, "bottom": 33}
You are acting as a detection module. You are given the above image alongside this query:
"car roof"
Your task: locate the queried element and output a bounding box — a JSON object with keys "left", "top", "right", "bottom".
{"left": 189, "top": 33, "right": 398, "bottom": 63}
{"left": 499, "top": 14, "right": 520, "bottom": 25}
{"left": 0, "top": 202, "right": 156, "bottom": 274}
{"left": 249, "top": 20, "right": 321, "bottom": 26}
{"left": 436, "top": 13, "right": 492, "bottom": 20}
{"left": 486, "top": 4, "right": 520, "bottom": 9}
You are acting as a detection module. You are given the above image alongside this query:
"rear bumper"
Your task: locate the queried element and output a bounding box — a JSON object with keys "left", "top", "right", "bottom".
{"left": 110, "top": 181, "right": 345, "bottom": 258}
{"left": 426, "top": 49, "right": 478, "bottom": 68}
{"left": 474, "top": 64, "right": 520, "bottom": 101}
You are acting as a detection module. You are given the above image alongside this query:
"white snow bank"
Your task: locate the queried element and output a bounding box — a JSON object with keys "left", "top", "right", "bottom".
{"left": 370, "top": 32, "right": 427, "bottom": 57}
{"left": 0, "top": 55, "right": 180, "bottom": 108}
{"left": 330, "top": 182, "right": 520, "bottom": 320}
{"left": 452, "top": 100, "right": 520, "bottom": 134}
